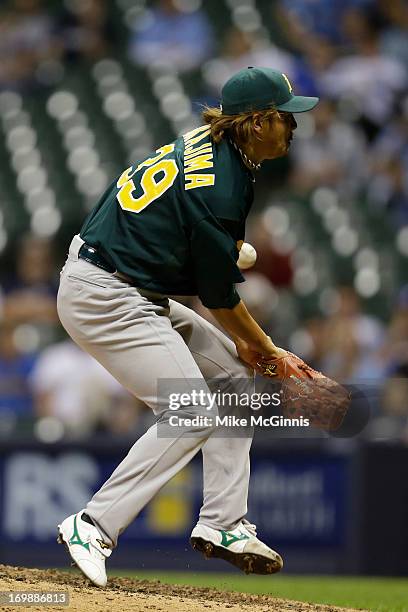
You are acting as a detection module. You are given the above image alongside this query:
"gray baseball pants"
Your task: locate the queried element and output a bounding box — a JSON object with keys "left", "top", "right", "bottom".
{"left": 57, "top": 235, "right": 254, "bottom": 547}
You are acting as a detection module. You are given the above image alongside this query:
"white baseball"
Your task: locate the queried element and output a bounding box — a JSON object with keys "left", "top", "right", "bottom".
{"left": 237, "top": 242, "right": 257, "bottom": 270}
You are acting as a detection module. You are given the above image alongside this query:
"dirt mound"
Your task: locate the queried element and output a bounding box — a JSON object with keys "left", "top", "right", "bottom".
{"left": 0, "top": 565, "right": 366, "bottom": 612}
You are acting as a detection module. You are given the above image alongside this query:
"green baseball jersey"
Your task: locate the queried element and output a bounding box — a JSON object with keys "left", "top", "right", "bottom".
{"left": 80, "top": 125, "right": 254, "bottom": 309}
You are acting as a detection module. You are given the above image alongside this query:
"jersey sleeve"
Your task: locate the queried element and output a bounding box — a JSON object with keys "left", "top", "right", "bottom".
{"left": 190, "top": 216, "right": 245, "bottom": 309}
{"left": 216, "top": 217, "right": 246, "bottom": 242}
{"left": 206, "top": 174, "right": 253, "bottom": 243}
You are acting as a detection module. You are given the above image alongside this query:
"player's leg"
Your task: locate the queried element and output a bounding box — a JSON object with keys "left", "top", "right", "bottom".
{"left": 169, "top": 299, "right": 253, "bottom": 530}
{"left": 57, "top": 258, "right": 216, "bottom": 545}
{"left": 56, "top": 248, "right": 217, "bottom": 584}
{"left": 169, "top": 300, "right": 283, "bottom": 574}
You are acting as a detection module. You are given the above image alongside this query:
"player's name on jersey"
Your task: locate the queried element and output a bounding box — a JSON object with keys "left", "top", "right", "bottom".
{"left": 168, "top": 415, "right": 311, "bottom": 428}
{"left": 183, "top": 125, "right": 215, "bottom": 191}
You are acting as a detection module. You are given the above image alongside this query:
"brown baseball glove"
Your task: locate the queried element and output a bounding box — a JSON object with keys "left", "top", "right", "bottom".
{"left": 255, "top": 351, "right": 350, "bottom": 431}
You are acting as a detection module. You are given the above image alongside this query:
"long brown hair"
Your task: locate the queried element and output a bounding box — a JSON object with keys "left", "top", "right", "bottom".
{"left": 201, "top": 106, "right": 279, "bottom": 147}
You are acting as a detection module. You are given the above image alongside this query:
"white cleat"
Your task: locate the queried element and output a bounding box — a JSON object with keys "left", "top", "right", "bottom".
{"left": 190, "top": 519, "right": 283, "bottom": 575}
{"left": 57, "top": 511, "right": 112, "bottom": 587}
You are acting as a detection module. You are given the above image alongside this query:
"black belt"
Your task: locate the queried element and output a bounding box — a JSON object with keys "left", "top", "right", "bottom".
{"left": 78, "top": 243, "right": 116, "bottom": 273}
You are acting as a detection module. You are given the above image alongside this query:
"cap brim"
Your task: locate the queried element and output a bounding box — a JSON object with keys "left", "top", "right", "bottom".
{"left": 276, "top": 95, "right": 319, "bottom": 113}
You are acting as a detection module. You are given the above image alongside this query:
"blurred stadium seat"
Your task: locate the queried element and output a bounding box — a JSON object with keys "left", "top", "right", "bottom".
{"left": 0, "top": 0, "right": 407, "bottom": 439}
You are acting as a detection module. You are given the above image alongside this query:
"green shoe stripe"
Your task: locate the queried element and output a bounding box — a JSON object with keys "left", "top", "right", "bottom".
{"left": 68, "top": 515, "right": 90, "bottom": 551}
{"left": 220, "top": 530, "right": 250, "bottom": 548}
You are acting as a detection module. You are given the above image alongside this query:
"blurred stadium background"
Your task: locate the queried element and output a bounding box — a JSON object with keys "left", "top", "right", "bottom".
{"left": 0, "top": 0, "right": 408, "bottom": 595}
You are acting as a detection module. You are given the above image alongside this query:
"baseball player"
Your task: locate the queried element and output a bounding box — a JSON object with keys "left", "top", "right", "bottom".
{"left": 57, "top": 67, "right": 318, "bottom": 586}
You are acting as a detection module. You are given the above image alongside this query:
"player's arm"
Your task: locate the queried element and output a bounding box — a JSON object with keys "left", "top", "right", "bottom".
{"left": 216, "top": 243, "right": 280, "bottom": 357}
{"left": 209, "top": 300, "right": 282, "bottom": 358}
{"left": 190, "top": 218, "right": 284, "bottom": 362}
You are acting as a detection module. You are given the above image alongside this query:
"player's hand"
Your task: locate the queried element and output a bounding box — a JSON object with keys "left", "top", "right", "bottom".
{"left": 235, "top": 338, "right": 286, "bottom": 371}
{"left": 258, "top": 336, "right": 287, "bottom": 360}
{"left": 235, "top": 339, "right": 259, "bottom": 369}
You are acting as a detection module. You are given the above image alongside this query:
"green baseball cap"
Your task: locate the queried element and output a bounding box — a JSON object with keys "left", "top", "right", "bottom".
{"left": 221, "top": 67, "right": 319, "bottom": 115}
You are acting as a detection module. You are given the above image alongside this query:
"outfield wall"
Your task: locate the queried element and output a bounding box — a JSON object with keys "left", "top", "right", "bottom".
{"left": 0, "top": 439, "right": 405, "bottom": 575}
